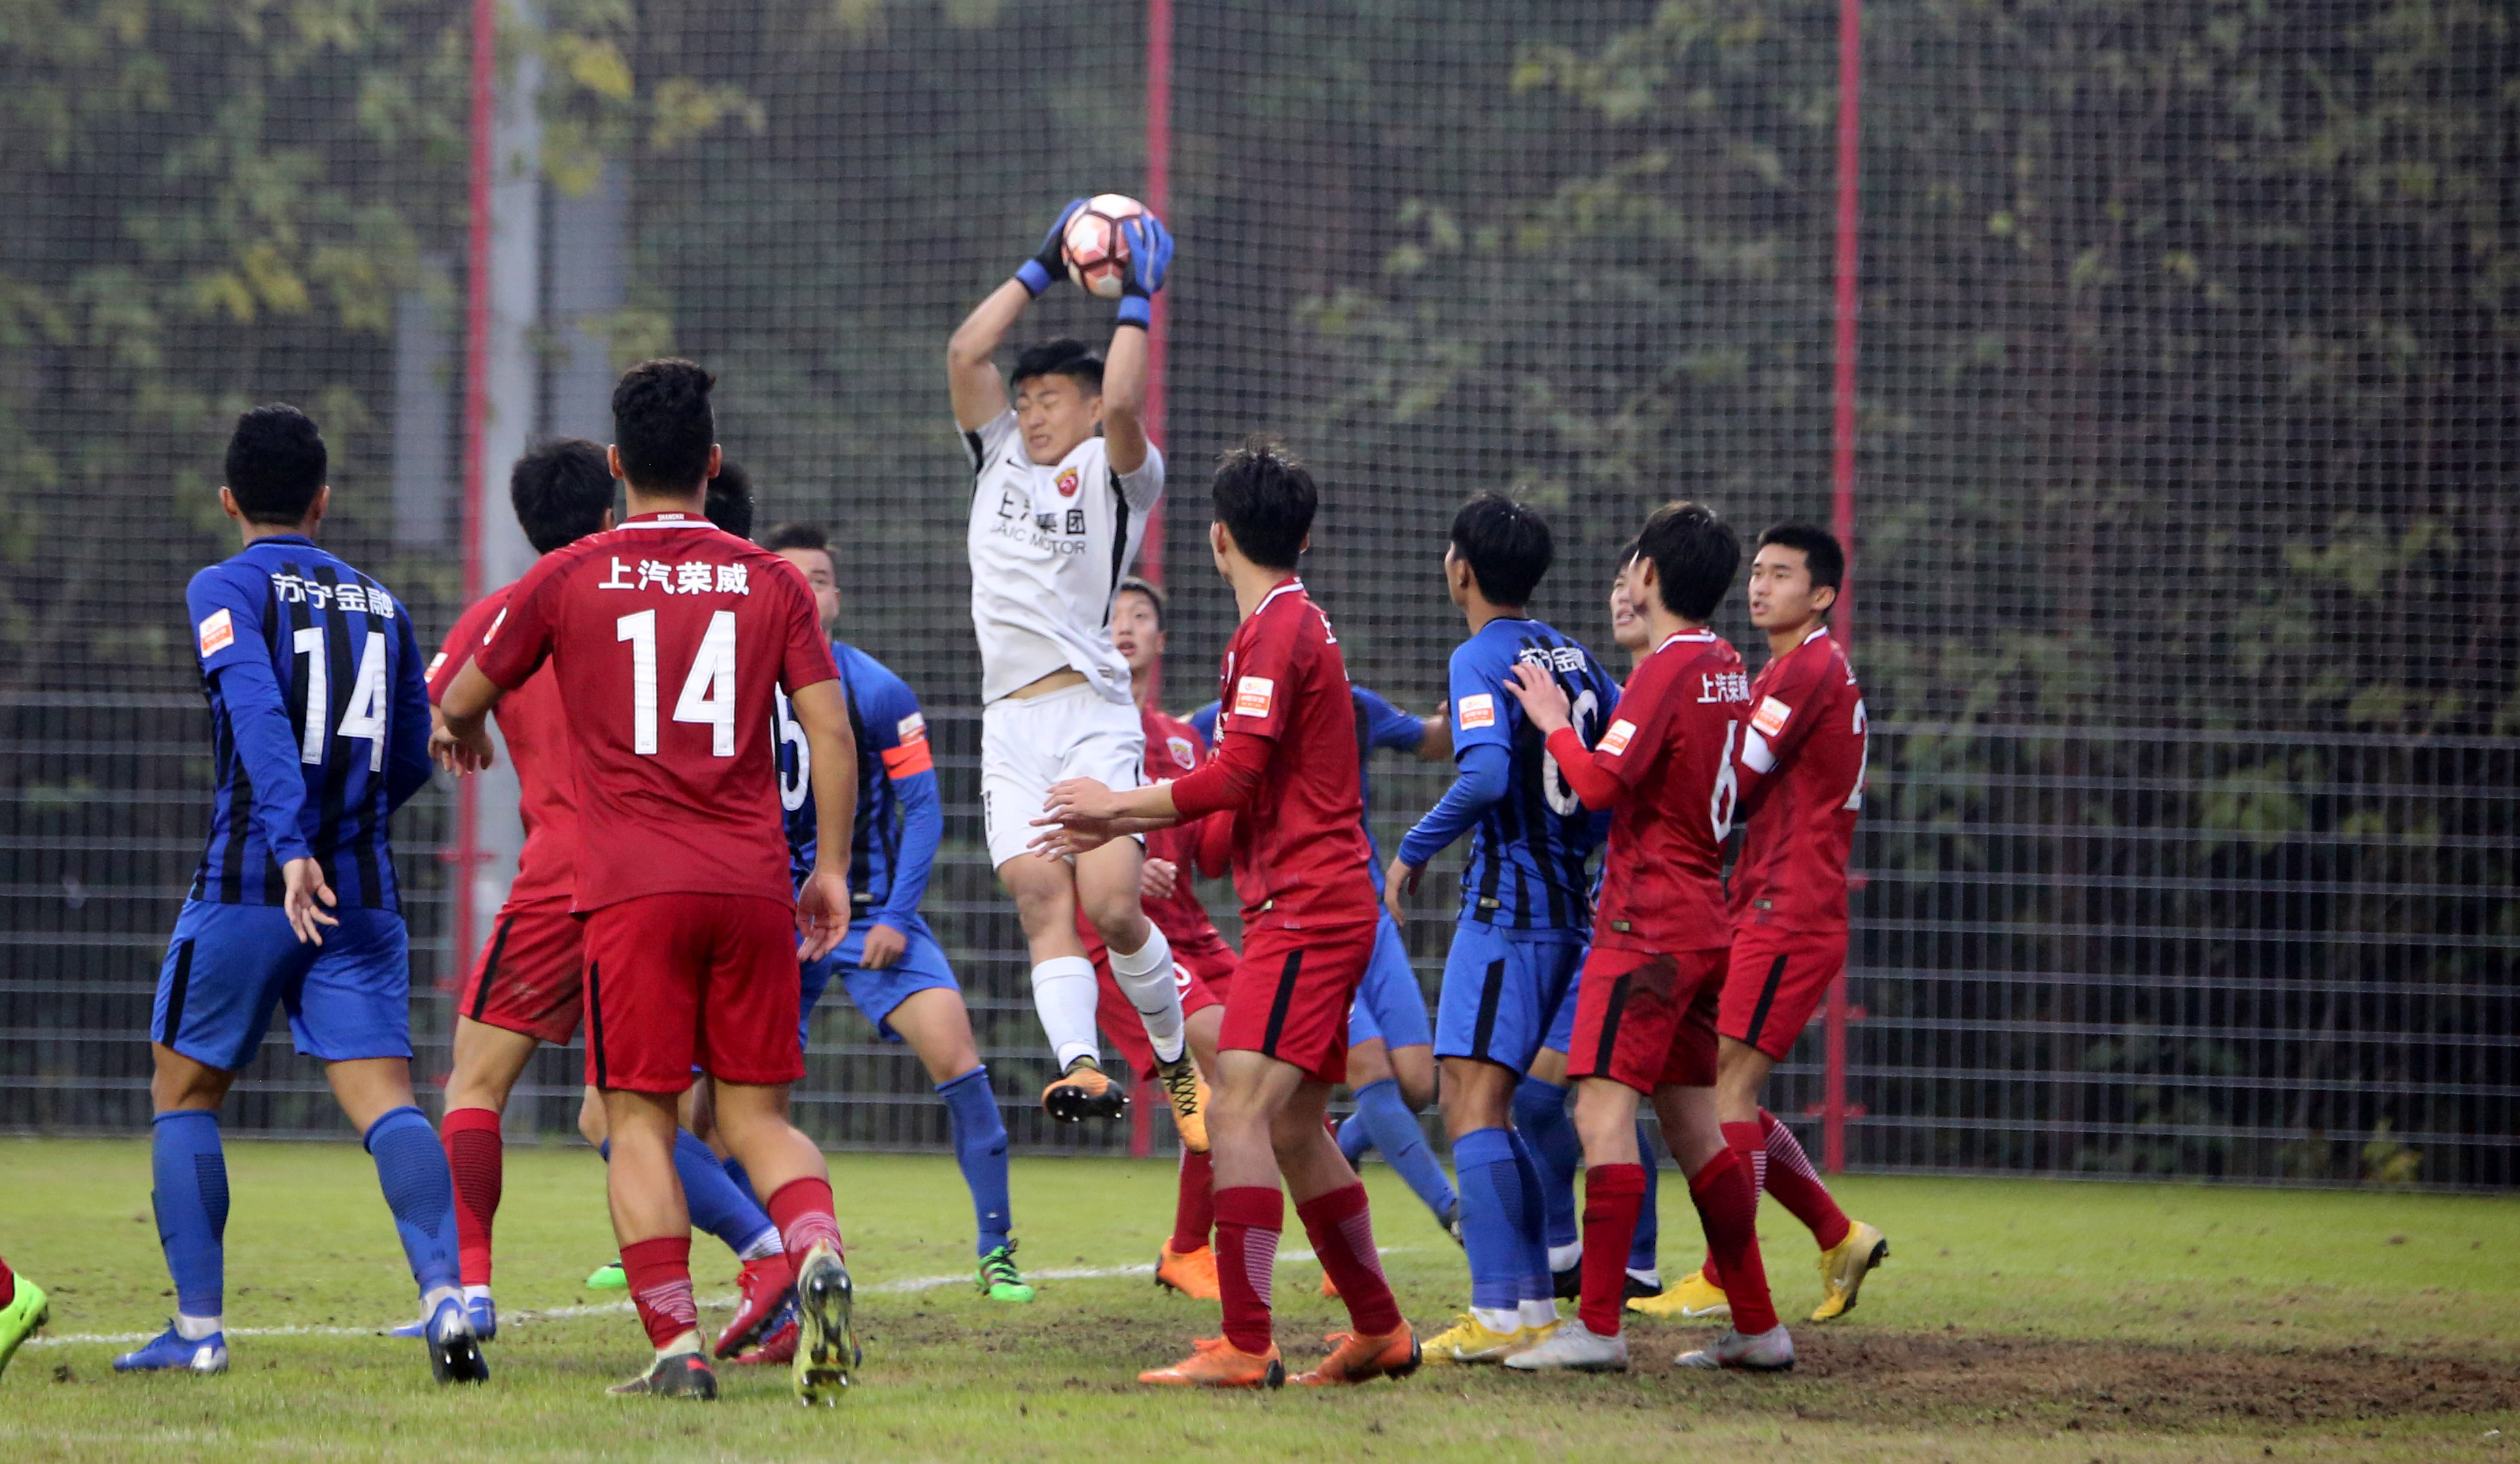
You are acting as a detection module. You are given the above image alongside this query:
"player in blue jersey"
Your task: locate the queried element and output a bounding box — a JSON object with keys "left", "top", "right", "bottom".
{"left": 765, "top": 524, "right": 1029, "bottom": 1306}
{"left": 1183, "top": 683, "right": 1456, "bottom": 1245}
{"left": 120, "top": 406, "right": 483, "bottom": 1384}
{"left": 1384, "top": 493, "right": 1620, "bottom": 1365}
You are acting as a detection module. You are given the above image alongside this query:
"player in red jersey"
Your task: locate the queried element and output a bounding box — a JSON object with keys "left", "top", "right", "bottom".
{"left": 1036, "top": 440, "right": 1418, "bottom": 1390}
{"left": 1662, "top": 523, "right": 1886, "bottom": 1326}
{"left": 1079, "top": 576, "right": 1240, "bottom": 1300}
{"left": 1496, "top": 500, "right": 1793, "bottom": 1375}
{"left": 435, "top": 360, "right": 861, "bottom": 1404}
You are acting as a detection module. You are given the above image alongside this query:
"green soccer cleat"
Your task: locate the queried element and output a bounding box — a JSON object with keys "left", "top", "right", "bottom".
{"left": 0, "top": 1274, "right": 50, "bottom": 1379}
{"left": 585, "top": 1259, "right": 627, "bottom": 1291}
{"left": 976, "top": 1242, "right": 1034, "bottom": 1303}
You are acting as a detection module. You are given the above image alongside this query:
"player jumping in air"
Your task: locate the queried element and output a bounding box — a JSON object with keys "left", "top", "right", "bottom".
{"left": 947, "top": 203, "right": 1204, "bottom": 1146}
{"left": 765, "top": 522, "right": 1031, "bottom": 1306}
{"left": 436, "top": 361, "right": 861, "bottom": 1404}
{"left": 0, "top": 1251, "right": 48, "bottom": 1380}
{"left": 1038, "top": 440, "right": 1418, "bottom": 1389}
{"left": 1634, "top": 523, "right": 1886, "bottom": 1325}
{"left": 415, "top": 443, "right": 798, "bottom": 1360}
{"left": 120, "top": 406, "right": 483, "bottom": 1384}
{"left": 1499, "top": 501, "right": 1793, "bottom": 1374}
{"left": 1386, "top": 493, "right": 1621, "bottom": 1363}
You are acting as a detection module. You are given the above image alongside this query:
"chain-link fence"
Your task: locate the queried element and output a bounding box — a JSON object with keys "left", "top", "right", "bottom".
{"left": 3, "top": 0, "right": 2511, "bottom": 1185}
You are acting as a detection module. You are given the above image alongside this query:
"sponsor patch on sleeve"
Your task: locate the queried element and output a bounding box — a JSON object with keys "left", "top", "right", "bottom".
{"left": 196, "top": 608, "right": 234, "bottom": 658}
{"left": 1751, "top": 695, "right": 1792, "bottom": 739}
{"left": 895, "top": 711, "right": 927, "bottom": 744}
{"left": 1598, "top": 718, "right": 1637, "bottom": 756}
{"left": 1456, "top": 693, "right": 1497, "bottom": 729}
{"left": 1233, "top": 676, "right": 1276, "bottom": 719}
{"left": 425, "top": 652, "right": 446, "bottom": 680}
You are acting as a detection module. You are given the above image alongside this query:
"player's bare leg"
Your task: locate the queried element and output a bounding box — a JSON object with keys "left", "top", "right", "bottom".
{"left": 711, "top": 1081, "right": 854, "bottom": 1403}
{"left": 1713, "top": 1036, "right": 1883, "bottom": 1321}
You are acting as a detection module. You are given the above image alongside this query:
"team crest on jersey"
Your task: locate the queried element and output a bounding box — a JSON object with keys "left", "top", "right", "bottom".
{"left": 196, "top": 608, "right": 234, "bottom": 657}
{"left": 1167, "top": 735, "right": 1197, "bottom": 770}
{"left": 1751, "top": 695, "right": 1792, "bottom": 737}
{"left": 1233, "top": 676, "right": 1275, "bottom": 718}
{"left": 1456, "top": 693, "right": 1496, "bottom": 729}
{"left": 1055, "top": 467, "right": 1081, "bottom": 499}
{"left": 1599, "top": 718, "right": 1637, "bottom": 756}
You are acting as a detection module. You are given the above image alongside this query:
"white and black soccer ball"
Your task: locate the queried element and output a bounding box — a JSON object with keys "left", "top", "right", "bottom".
{"left": 1062, "top": 194, "right": 1147, "bottom": 300}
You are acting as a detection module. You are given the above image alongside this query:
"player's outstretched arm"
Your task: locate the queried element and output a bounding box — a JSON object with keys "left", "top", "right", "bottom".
{"left": 948, "top": 200, "right": 1088, "bottom": 432}
{"left": 788, "top": 677, "right": 858, "bottom": 962}
{"left": 1100, "top": 212, "right": 1172, "bottom": 477}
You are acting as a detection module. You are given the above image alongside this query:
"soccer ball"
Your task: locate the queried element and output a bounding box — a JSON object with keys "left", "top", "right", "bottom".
{"left": 1062, "top": 194, "right": 1147, "bottom": 300}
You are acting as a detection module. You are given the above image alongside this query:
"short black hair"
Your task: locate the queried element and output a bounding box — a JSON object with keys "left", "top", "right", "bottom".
{"left": 1614, "top": 536, "right": 1642, "bottom": 571}
{"left": 1757, "top": 522, "right": 1845, "bottom": 599}
{"left": 1636, "top": 500, "right": 1740, "bottom": 621}
{"left": 1210, "top": 436, "right": 1317, "bottom": 572}
{"left": 1011, "top": 338, "right": 1104, "bottom": 396}
{"left": 1116, "top": 574, "right": 1168, "bottom": 627}
{"left": 509, "top": 438, "right": 614, "bottom": 554}
{"left": 704, "top": 459, "right": 754, "bottom": 540}
{"left": 1448, "top": 493, "right": 1554, "bottom": 607}
{"left": 763, "top": 522, "right": 830, "bottom": 557}
{"left": 224, "top": 404, "right": 328, "bottom": 525}
{"left": 611, "top": 358, "right": 716, "bottom": 492}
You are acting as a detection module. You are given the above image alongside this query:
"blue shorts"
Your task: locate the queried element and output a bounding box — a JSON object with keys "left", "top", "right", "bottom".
{"left": 798, "top": 915, "right": 960, "bottom": 1047}
{"left": 1541, "top": 950, "right": 1582, "bottom": 1056}
{"left": 152, "top": 900, "right": 413, "bottom": 1070}
{"left": 1433, "top": 921, "right": 1588, "bottom": 1073}
{"left": 1347, "top": 911, "right": 1433, "bottom": 1050}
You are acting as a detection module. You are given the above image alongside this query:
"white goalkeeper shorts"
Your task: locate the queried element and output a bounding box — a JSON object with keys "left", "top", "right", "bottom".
{"left": 980, "top": 680, "right": 1146, "bottom": 871}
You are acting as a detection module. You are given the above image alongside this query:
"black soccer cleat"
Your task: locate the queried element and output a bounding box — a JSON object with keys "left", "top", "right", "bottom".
{"left": 608, "top": 1349, "right": 718, "bottom": 1399}
{"left": 423, "top": 1296, "right": 489, "bottom": 1385}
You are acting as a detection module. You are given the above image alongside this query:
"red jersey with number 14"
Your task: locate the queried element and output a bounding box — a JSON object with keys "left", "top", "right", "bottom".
{"left": 472, "top": 512, "right": 836, "bottom": 912}
{"left": 1730, "top": 624, "right": 1866, "bottom": 933}
{"left": 1583, "top": 628, "right": 1750, "bottom": 954}
{"left": 428, "top": 585, "right": 578, "bottom": 905}
{"left": 1208, "top": 579, "right": 1376, "bottom": 929}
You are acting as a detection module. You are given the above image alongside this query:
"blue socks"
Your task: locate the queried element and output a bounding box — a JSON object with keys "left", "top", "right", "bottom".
{"left": 937, "top": 1066, "right": 1013, "bottom": 1254}
{"left": 151, "top": 1110, "right": 228, "bottom": 1319}
{"left": 1511, "top": 1075, "right": 1582, "bottom": 1252}
{"left": 364, "top": 1106, "right": 461, "bottom": 1299}
{"left": 1338, "top": 1108, "right": 1372, "bottom": 1166}
{"left": 1451, "top": 1126, "right": 1524, "bottom": 1314}
{"left": 719, "top": 1155, "right": 757, "bottom": 1205}
{"left": 1630, "top": 1120, "right": 1660, "bottom": 1273}
{"left": 1503, "top": 1125, "right": 1556, "bottom": 1308}
{"left": 673, "top": 1131, "right": 780, "bottom": 1257}
{"left": 1348, "top": 1079, "right": 1458, "bottom": 1225}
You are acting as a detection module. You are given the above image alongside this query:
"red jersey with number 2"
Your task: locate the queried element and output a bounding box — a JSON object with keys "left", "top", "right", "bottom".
{"left": 429, "top": 585, "right": 578, "bottom": 905}
{"left": 1730, "top": 625, "right": 1866, "bottom": 933}
{"left": 1210, "top": 578, "right": 1377, "bottom": 929}
{"left": 1583, "top": 628, "right": 1750, "bottom": 954}
{"left": 472, "top": 512, "right": 837, "bottom": 912}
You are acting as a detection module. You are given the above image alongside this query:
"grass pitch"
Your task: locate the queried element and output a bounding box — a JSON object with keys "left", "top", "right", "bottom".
{"left": 1, "top": 1136, "right": 2513, "bottom": 1462}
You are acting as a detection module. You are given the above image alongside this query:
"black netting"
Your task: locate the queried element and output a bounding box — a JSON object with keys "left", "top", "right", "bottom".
{"left": 3, "top": 1, "right": 2512, "bottom": 1184}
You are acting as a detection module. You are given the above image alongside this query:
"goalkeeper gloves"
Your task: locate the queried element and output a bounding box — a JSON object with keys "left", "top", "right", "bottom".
{"left": 1115, "top": 213, "right": 1174, "bottom": 328}
{"left": 1015, "top": 199, "right": 1090, "bottom": 297}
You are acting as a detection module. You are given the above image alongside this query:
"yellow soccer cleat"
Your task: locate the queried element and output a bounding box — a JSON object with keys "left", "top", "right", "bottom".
{"left": 1156, "top": 1055, "right": 1209, "bottom": 1154}
{"left": 1809, "top": 1221, "right": 1888, "bottom": 1323}
{"left": 1422, "top": 1312, "right": 1530, "bottom": 1365}
{"left": 1628, "top": 1267, "right": 1731, "bottom": 1321}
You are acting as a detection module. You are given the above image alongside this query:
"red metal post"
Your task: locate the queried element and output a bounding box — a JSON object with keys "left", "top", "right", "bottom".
{"left": 1821, "top": 0, "right": 1861, "bottom": 1174}
{"left": 1128, "top": 0, "right": 1176, "bottom": 1160}
{"left": 450, "top": 0, "right": 494, "bottom": 972}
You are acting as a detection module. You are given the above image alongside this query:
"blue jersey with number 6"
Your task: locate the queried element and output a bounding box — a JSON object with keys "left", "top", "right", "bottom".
{"left": 183, "top": 535, "right": 433, "bottom": 911}
{"left": 1443, "top": 616, "right": 1618, "bottom": 930}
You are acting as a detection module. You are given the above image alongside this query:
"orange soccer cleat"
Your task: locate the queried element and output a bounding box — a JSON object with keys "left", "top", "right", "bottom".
{"left": 1155, "top": 1243, "right": 1221, "bottom": 1301}
{"left": 1138, "top": 1336, "right": 1285, "bottom": 1389}
{"left": 1319, "top": 1269, "right": 1341, "bottom": 1300}
{"left": 1293, "top": 1325, "right": 1422, "bottom": 1386}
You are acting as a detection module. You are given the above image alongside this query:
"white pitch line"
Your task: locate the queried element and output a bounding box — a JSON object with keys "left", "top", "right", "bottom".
{"left": 24, "top": 1247, "right": 1398, "bottom": 1349}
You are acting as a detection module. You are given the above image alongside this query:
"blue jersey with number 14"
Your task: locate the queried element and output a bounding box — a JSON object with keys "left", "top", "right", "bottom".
{"left": 1444, "top": 616, "right": 1618, "bottom": 930}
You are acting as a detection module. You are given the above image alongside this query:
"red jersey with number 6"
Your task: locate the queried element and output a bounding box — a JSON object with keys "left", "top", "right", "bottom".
{"left": 428, "top": 585, "right": 579, "bottom": 905}
{"left": 1581, "top": 627, "right": 1750, "bottom": 954}
{"left": 472, "top": 512, "right": 837, "bottom": 911}
{"left": 1730, "top": 624, "right": 1866, "bottom": 933}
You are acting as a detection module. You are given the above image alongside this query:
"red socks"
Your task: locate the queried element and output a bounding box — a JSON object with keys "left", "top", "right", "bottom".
{"left": 1212, "top": 1185, "right": 1283, "bottom": 1355}
{"left": 1700, "top": 1119, "right": 1771, "bottom": 1284}
{"left": 1170, "top": 1148, "right": 1216, "bottom": 1254}
{"left": 1295, "top": 1182, "right": 1400, "bottom": 1337}
{"left": 0, "top": 1251, "right": 14, "bottom": 1309}
{"left": 1687, "top": 1148, "right": 1779, "bottom": 1335}
{"left": 1760, "top": 1108, "right": 1851, "bottom": 1249}
{"left": 765, "top": 1177, "right": 844, "bottom": 1259}
{"left": 441, "top": 1106, "right": 503, "bottom": 1288}
{"left": 620, "top": 1235, "right": 698, "bottom": 1348}
{"left": 1577, "top": 1163, "right": 1649, "bottom": 1336}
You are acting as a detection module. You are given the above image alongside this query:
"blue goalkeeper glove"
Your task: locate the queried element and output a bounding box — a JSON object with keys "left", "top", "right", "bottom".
{"left": 1115, "top": 212, "right": 1174, "bottom": 328}
{"left": 1014, "top": 199, "right": 1089, "bottom": 297}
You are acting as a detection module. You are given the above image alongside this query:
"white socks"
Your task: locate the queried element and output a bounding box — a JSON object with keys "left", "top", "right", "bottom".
{"left": 1107, "top": 924, "right": 1187, "bottom": 1065}
{"left": 1030, "top": 956, "right": 1102, "bottom": 1070}
{"left": 175, "top": 1312, "right": 223, "bottom": 1341}
{"left": 1520, "top": 1297, "right": 1561, "bottom": 1329}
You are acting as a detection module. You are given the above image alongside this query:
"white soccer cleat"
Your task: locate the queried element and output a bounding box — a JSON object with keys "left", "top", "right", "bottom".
{"left": 1675, "top": 1323, "right": 1796, "bottom": 1372}
{"left": 1501, "top": 1319, "right": 1628, "bottom": 1373}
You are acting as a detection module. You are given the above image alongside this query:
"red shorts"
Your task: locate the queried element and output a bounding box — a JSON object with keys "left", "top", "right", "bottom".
{"left": 581, "top": 893, "right": 803, "bottom": 1094}
{"left": 1217, "top": 920, "right": 1377, "bottom": 1085}
{"left": 1719, "top": 924, "right": 1848, "bottom": 1062}
{"left": 1566, "top": 946, "right": 1724, "bottom": 1094}
{"left": 457, "top": 897, "right": 584, "bottom": 1045}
